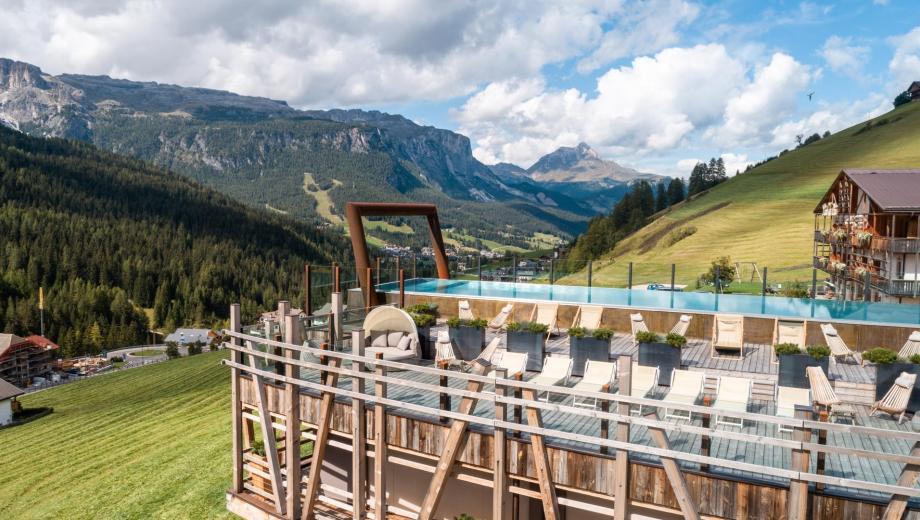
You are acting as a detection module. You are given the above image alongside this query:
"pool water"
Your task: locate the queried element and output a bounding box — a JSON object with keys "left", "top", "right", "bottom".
{"left": 378, "top": 278, "right": 920, "bottom": 326}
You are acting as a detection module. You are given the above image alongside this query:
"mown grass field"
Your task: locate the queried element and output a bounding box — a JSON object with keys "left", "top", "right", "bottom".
{"left": 0, "top": 350, "right": 233, "bottom": 520}
{"left": 565, "top": 101, "right": 920, "bottom": 287}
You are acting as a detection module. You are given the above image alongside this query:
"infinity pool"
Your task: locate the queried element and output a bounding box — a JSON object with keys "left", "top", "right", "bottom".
{"left": 378, "top": 278, "right": 920, "bottom": 326}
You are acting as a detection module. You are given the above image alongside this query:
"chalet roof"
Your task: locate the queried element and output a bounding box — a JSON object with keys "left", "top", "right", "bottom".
{"left": 816, "top": 169, "right": 920, "bottom": 213}
{"left": 0, "top": 334, "right": 28, "bottom": 358}
{"left": 0, "top": 377, "right": 23, "bottom": 400}
{"left": 909, "top": 81, "right": 920, "bottom": 93}
{"left": 25, "top": 335, "right": 60, "bottom": 350}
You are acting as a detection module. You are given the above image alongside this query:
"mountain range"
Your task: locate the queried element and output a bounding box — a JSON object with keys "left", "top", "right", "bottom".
{"left": 0, "top": 58, "right": 660, "bottom": 251}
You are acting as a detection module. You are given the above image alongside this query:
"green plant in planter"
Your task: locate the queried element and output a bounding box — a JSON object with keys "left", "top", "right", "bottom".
{"left": 774, "top": 343, "right": 802, "bottom": 356}
{"left": 664, "top": 333, "right": 687, "bottom": 348}
{"left": 446, "top": 316, "right": 462, "bottom": 328}
{"left": 506, "top": 321, "right": 523, "bottom": 332}
{"left": 526, "top": 322, "right": 549, "bottom": 335}
{"left": 806, "top": 344, "right": 831, "bottom": 360}
{"left": 862, "top": 347, "right": 898, "bottom": 364}
{"left": 910, "top": 354, "right": 920, "bottom": 364}
{"left": 448, "top": 317, "right": 489, "bottom": 329}
{"left": 856, "top": 231, "right": 873, "bottom": 246}
{"left": 411, "top": 312, "right": 435, "bottom": 327}
{"left": 832, "top": 229, "right": 849, "bottom": 243}
{"left": 251, "top": 438, "right": 266, "bottom": 457}
{"left": 635, "top": 330, "right": 660, "bottom": 344}
{"left": 569, "top": 326, "right": 587, "bottom": 338}
{"left": 592, "top": 328, "right": 614, "bottom": 341}
{"left": 468, "top": 318, "right": 488, "bottom": 329}
{"left": 406, "top": 303, "right": 439, "bottom": 316}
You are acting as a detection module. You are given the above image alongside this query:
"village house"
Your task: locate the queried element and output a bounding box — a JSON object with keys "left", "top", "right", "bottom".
{"left": 0, "top": 334, "right": 58, "bottom": 388}
{"left": 0, "top": 378, "right": 24, "bottom": 426}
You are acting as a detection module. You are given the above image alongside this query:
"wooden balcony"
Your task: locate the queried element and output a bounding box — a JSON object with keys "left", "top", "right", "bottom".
{"left": 871, "top": 237, "right": 920, "bottom": 254}
{"left": 885, "top": 279, "right": 919, "bottom": 297}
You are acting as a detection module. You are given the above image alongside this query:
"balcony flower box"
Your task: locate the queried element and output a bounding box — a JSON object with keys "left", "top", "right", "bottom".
{"left": 855, "top": 266, "right": 870, "bottom": 279}
{"left": 776, "top": 344, "right": 829, "bottom": 389}
{"left": 636, "top": 331, "right": 686, "bottom": 386}
{"left": 831, "top": 262, "right": 847, "bottom": 274}
{"left": 505, "top": 322, "right": 549, "bottom": 372}
{"left": 856, "top": 231, "right": 873, "bottom": 248}
{"left": 832, "top": 230, "right": 849, "bottom": 244}
{"left": 568, "top": 327, "right": 613, "bottom": 377}
{"left": 447, "top": 317, "right": 487, "bottom": 360}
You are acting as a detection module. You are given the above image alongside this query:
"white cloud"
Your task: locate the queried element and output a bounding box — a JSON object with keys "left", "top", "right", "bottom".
{"left": 769, "top": 93, "right": 888, "bottom": 148}
{"left": 820, "top": 36, "right": 870, "bottom": 80}
{"left": 720, "top": 153, "right": 750, "bottom": 175}
{"left": 889, "top": 26, "right": 920, "bottom": 90}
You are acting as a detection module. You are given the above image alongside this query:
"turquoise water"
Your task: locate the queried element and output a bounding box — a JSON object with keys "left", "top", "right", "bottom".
{"left": 378, "top": 278, "right": 920, "bottom": 326}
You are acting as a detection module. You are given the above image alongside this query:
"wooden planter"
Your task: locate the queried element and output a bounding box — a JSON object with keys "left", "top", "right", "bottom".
{"left": 569, "top": 336, "right": 610, "bottom": 377}
{"left": 506, "top": 331, "right": 546, "bottom": 372}
{"left": 638, "top": 342, "right": 682, "bottom": 386}
{"left": 449, "top": 326, "right": 486, "bottom": 360}
{"left": 777, "top": 354, "right": 828, "bottom": 389}
{"left": 875, "top": 363, "right": 920, "bottom": 412}
{"left": 417, "top": 326, "right": 434, "bottom": 360}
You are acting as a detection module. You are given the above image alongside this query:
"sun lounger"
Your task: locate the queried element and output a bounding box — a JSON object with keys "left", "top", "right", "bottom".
{"left": 458, "top": 299, "right": 474, "bottom": 321}
{"left": 870, "top": 372, "right": 917, "bottom": 424}
{"left": 776, "top": 386, "right": 812, "bottom": 432}
{"left": 630, "top": 313, "right": 649, "bottom": 345}
{"left": 670, "top": 315, "right": 692, "bottom": 336}
{"left": 488, "top": 303, "right": 514, "bottom": 331}
{"left": 711, "top": 314, "right": 744, "bottom": 358}
{"left": 530, "top": 303, "right": 559, "bottom": 338}
{"left": 897, "top": 331, "right": 920, "bottom": 360}
{"left": 573, "top": 305, "right": 604, "bottom": 330}
{"left": 487, "top": 349, "right": 529, "bottom": 380}
{"left": 572, "top": 360, "right": 617, "bottom": 408}
{"left": 435, "top": 331, "right": 467, "bottom": 371}
{"left": 713, "top": 376, "right": 752, "bottom": 426}
{"left": 529, "top": 356, "right": 573, "bottom": 401}
{"left": 623, "top": 363, "right": 659, "bottom": 414}
{"left": 821, "top": 323, "right": 862, "bottom": 364}
{"left": 663, "top": 369, "right": 705, "bottom": 419}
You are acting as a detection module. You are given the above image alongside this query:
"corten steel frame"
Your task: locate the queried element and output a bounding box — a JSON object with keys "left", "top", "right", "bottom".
{"left": 345, "top": 202, "right": 450, "bottom": 307}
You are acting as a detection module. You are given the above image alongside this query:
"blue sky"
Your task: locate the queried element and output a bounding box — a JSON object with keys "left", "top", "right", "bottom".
{"left": 1, "top": 0, "right": 918, "bottom": 176}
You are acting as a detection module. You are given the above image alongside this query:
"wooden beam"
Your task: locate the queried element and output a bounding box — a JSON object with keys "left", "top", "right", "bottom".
{"left": 643, "top": 409, "right": 700, "bottom": 520}
{"left": 230, "top": 304, "right": 244, "bottom": 493}
{"left": 246, "top": 340, "right": 286, "bottom": 515}
{"left": 788, "top": 406, "right": 813, "bottom": 520}
{"left": 373, "top": 353, "right": 387, "bottom": 520}
{"left": 302, "top": 344, "right": 341, "bottom": 520}
{"left": 614, "top": 355, "right": 631, "bottom": 520}
{"left": 521, "top": 387, "right": 560, "bottom": 520}
{"left": 883, "top": 440, "right": 920, "bottom": 520}
{"left": 351, "top": 331, "right": 367, "bottom": 519}
{"left": 418, "top": 359, "right": 490, "bottom": 520}
{"left": 493, "top": 368, "right": 508, "bottom": 520}
{"left": 284, "top": 316, "right": 302, "bottom": 520}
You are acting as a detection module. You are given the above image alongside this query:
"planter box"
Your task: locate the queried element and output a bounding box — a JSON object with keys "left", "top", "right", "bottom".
{"left": 417, "top": 326, "right": 434, "bottom": 360}
{"left": 638, "top": 342, "right": 682, "bottom": 386}
{"left": 449, "top": 326, "right": 485, "bottom": 360}
{"left": 875, "top": 363, "right": 920, "bottom": 412}
{"left": 777, "top": 354, "right": 829, "bottom": 389}
{"left": 569, "top": 336, "right": 611, "bottom": 377}
{"left": 506, "top": 331, "right": 546, "bottom": 372}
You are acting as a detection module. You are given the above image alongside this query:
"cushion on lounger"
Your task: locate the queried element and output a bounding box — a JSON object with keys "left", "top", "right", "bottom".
{"left": 397, "top": 335, "right": 412, "bottom": 351}
{"left": 370, "top": 331, "right": 389, "bottom": 349}
{"left": 387, "top": 331, "right": 405, "bottom": 348}
{"left": 630, "top": 313, "right": 643, "bottom": 322}
{"left": 680, "top": 315, "right": 691, "bottom": 322}
{"left": 910, "top": 332, "right": 920, "bottom": 342}
{"left": 825, "top": 325, "right": 838, "bottom": 337}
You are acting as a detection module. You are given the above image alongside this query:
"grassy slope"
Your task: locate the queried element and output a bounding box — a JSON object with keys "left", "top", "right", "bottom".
{"left": 570, "top": 101, "right": 920, "bottom": 287}
{"left": 0, "top": 351, "right": 232, "bottom": 520}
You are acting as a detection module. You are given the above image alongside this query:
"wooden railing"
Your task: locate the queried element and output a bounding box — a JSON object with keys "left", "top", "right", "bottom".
{"left": 223, "top": 320, "right": 920, "bottom": 520}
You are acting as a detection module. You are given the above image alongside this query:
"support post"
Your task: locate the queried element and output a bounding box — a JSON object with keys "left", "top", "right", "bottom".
{"left": 715, "top": 265, "right": 721, "bottom": 294}
{"left": 816, "top": 409, "right": 828, "bottom": 492}
{"left": 230, "top": 304, "right": 243, "bottom": 493}
{"left": 334, "top": 264, "right": 341, "bottom": 294}
{"left": 375, "top": 257, "right": 381, "bottom": 287}
{"left": 811, "top": 268, "right": 817, "bottom": 299}
{"left": 478, "top": 254, "right": 482, "bottom": 281}
{"left": 788, "top": 406, "right": 813, "bottom": 520}
{"left": 864, "top": 270, "right": 871, "bottom": 301}
{"left": 700, "top": 395, "right": 712, "bottom": 472}
{"left": 373, "top": 353, "right": 387, "bottom": 520}
{"left": 643, "top": 409, "right": 700, "bottom": 520}
{"left": 883, "top": 441, "right": 920, "bottom": 520}
{"left": 512, "top": 255, "right": 517, "bottom": 282}
{"left": 351, "top": 331, "right": 367, "bottom": 519}
{"left": 331, "top": 292, "right": 343, "bottom": 347}
{"left": 762, "top": 266, "right": 768, "bottom": 295}
{"left": 550, "top": 258, "right": 555, "bottom": 285}
{"left": 627, "top": 262, "right": 633, "bottom": 289}
{"left": 521, "top": 387, "right": 560, "bottom": 520}
{"left": 365, "top": 267, "right": 372, "bottom": 311}
{"left": 670, "top": 264, "right": 676, "bottom": 292}
{"left": 492, "top": 368, "right": 508, "bottom": 520}
{"left": 438, "top": 372, "right": 450, "bottom": 424}
{"left": 284, "top": 315, "right": 302, "bottom": 520}
{"left": 304, "top": 264, "right": 312, "bottom": 318}
{"left": 275, "top": 301, "right": 290, "bottom": 376}
{"left": 398, "top": 269, "right": 405, "bottom": 308}
{"left": 413, "top": 252, "right": 417, "bottom": 280}
{"left": 600, "top": 397, "right": 610, "bottom": 456}
{"left": 614, "top": 355, "right": 631, "bottom": 520}
{"left": 246, "top": 339, "right": 286, "bottom": 515}
{"left": 587, "top": 260, "right": 593, "bottom": 288}
{"left": 302, "top": 343, "right": 341, "bottom": 519}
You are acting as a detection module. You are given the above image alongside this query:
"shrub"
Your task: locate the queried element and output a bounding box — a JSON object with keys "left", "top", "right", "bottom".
{"left": 468, "top": 318, "right": 488, "bottom": 330}
{"left": 209, "top": 343, "right": 218, "bottom": 352}
{"left": 506, "top": 321, "right": 523, "bottom": 332}
{"left": 526, "top": 322, "right": 549, "bottom": 335}
{"left": 779, "top": 282, "right": 809, "bottom": 298}
{"left": 910, "top": 354, "right": 920, "bottom": 364}
{"left": 406, "top": 303, "right": 438, "bottom": 316}
{"left": 251, "top": 438, "right": 266, "bottom": 457}
{"left": 411, "top": 313, "right": 435, "bottom": 327}
{"left": 592, "top": 328, "right": 614, "bottom": 341}
{"left": 165, "top": 343, "right": 180, "bottom": 359}
{"left": 109, "top": 355, "right": 123, "bottom": 363}
{"left": 188, "top": 342, "right": 203, "bottom": 356}
{"left": 446, "top": 317, "right": 461, "bottom": 328}
{"left": 862, "top": 347, "right": 897, "bottom": 365}
{"left": 569, "top": 326, "right": 587, "bottom": 338}
{"left": 665, "top": 333, "right": 687, "bottom": 348}
{"left": 507, "top": 321, "right": 548, "bottom": 334}
{"left": 774, "top": 343, "right": 802, "bottom": 356}
{"left": 635, "top": 331, "right": 660, "bottom": 344}
{"left": 806, "top": 344, "right": 831, "bottom": 360}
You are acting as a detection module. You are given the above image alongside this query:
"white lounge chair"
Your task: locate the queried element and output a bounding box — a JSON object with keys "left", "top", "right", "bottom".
{"left": 529, "top": 356, "right": 573, "bottom": 401}
{"left": 870, "top": 372, "right": 917, "bottom": 424}
{"left": 573, "top": 306, "right": 604, "bottom": 330}
{"left": 531, "top": 303, "right": 559, "bottom": 338}
{"left": 572, "top": 360, "right": 617, "bottom": 408}
{"left": 772, "top": 319, "right": 807, "bottom": 363}
{"left": 775, "top": 386, "right": 812, "bottom": 432}
{"left": 670, "top": 315, "right": 692, "bottom": 336}
{"left": 622, "top": 363, "right": 659, "bottom": 415}
{"left": 897, "top": 331, "right": 920, "bottom": 360}
{"left": 458, "top": 299, "right": 474, "bottom": 321}
{"left": 711, "top": 314, "right": 744, "bottom": 358}
{"left": 435, "top": 331, "right": 467, "bottom": 372}
{"left": 487, "top": 350, "right": 529, "bottom": 380}
{"left": 662, "top": 370, "right": 705, "bottom": 420}
{"left": 630, "top": 313, "right": 649, "bottom": 345}
{"left": 713, "top": 376, "right": 752, "bottom": 426}
{"left": 488, "top": 303, "right": 514, "bottom": 331}
{"left": 821, "top": 323, "right": 862, "bottom": 364}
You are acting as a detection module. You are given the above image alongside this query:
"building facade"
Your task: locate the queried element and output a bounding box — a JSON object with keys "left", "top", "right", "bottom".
{"left": 814, "top": 169, "right": 920, "bottom": 303}
{"left": 0, "top": 334, "right": 58, "bottom": 387}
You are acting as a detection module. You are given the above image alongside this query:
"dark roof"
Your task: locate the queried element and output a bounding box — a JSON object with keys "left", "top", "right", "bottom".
{"left": 909, "top": 81, "right": 920, "bottom": 93}
{"left": 0, "top": 378, "right": 23, "bottom": 400}
{"left": 843, "top": 169, "right": 920, "bottom": 212}
{"left": 25, "top": 335, "right": 60, "bottom": 350}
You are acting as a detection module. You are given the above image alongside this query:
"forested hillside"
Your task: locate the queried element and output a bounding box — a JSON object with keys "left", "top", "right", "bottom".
{"left": 0, "top": 126, "right": 342, "bottom": 356}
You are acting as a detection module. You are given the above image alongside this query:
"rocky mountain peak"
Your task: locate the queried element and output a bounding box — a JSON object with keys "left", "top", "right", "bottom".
{"left": 0, "top": 58, "right": 50, "bottom": 90}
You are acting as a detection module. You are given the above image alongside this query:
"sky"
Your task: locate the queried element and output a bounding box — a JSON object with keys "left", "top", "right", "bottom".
{"left": 0, "top": 0, "right": 918, "bottom": 177}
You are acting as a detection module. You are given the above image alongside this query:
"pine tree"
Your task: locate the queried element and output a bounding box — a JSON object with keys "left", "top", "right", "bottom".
{"left": 687, "top": 162, "right": 708, "bottom": 195}
{"left": 655, "top": 182, "right": 668, "bottom": 212}
{"left": 667, "top": 178, "right": 686, "bottom": 205}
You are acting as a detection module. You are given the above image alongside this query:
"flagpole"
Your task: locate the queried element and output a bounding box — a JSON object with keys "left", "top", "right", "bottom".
{"left": 39, "top": 287, "right": 45, "bottom": 337}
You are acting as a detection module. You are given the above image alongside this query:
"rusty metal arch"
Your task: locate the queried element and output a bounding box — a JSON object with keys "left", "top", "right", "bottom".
{"left": 345, "top": 202, "right": 450, "bottom": 307}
